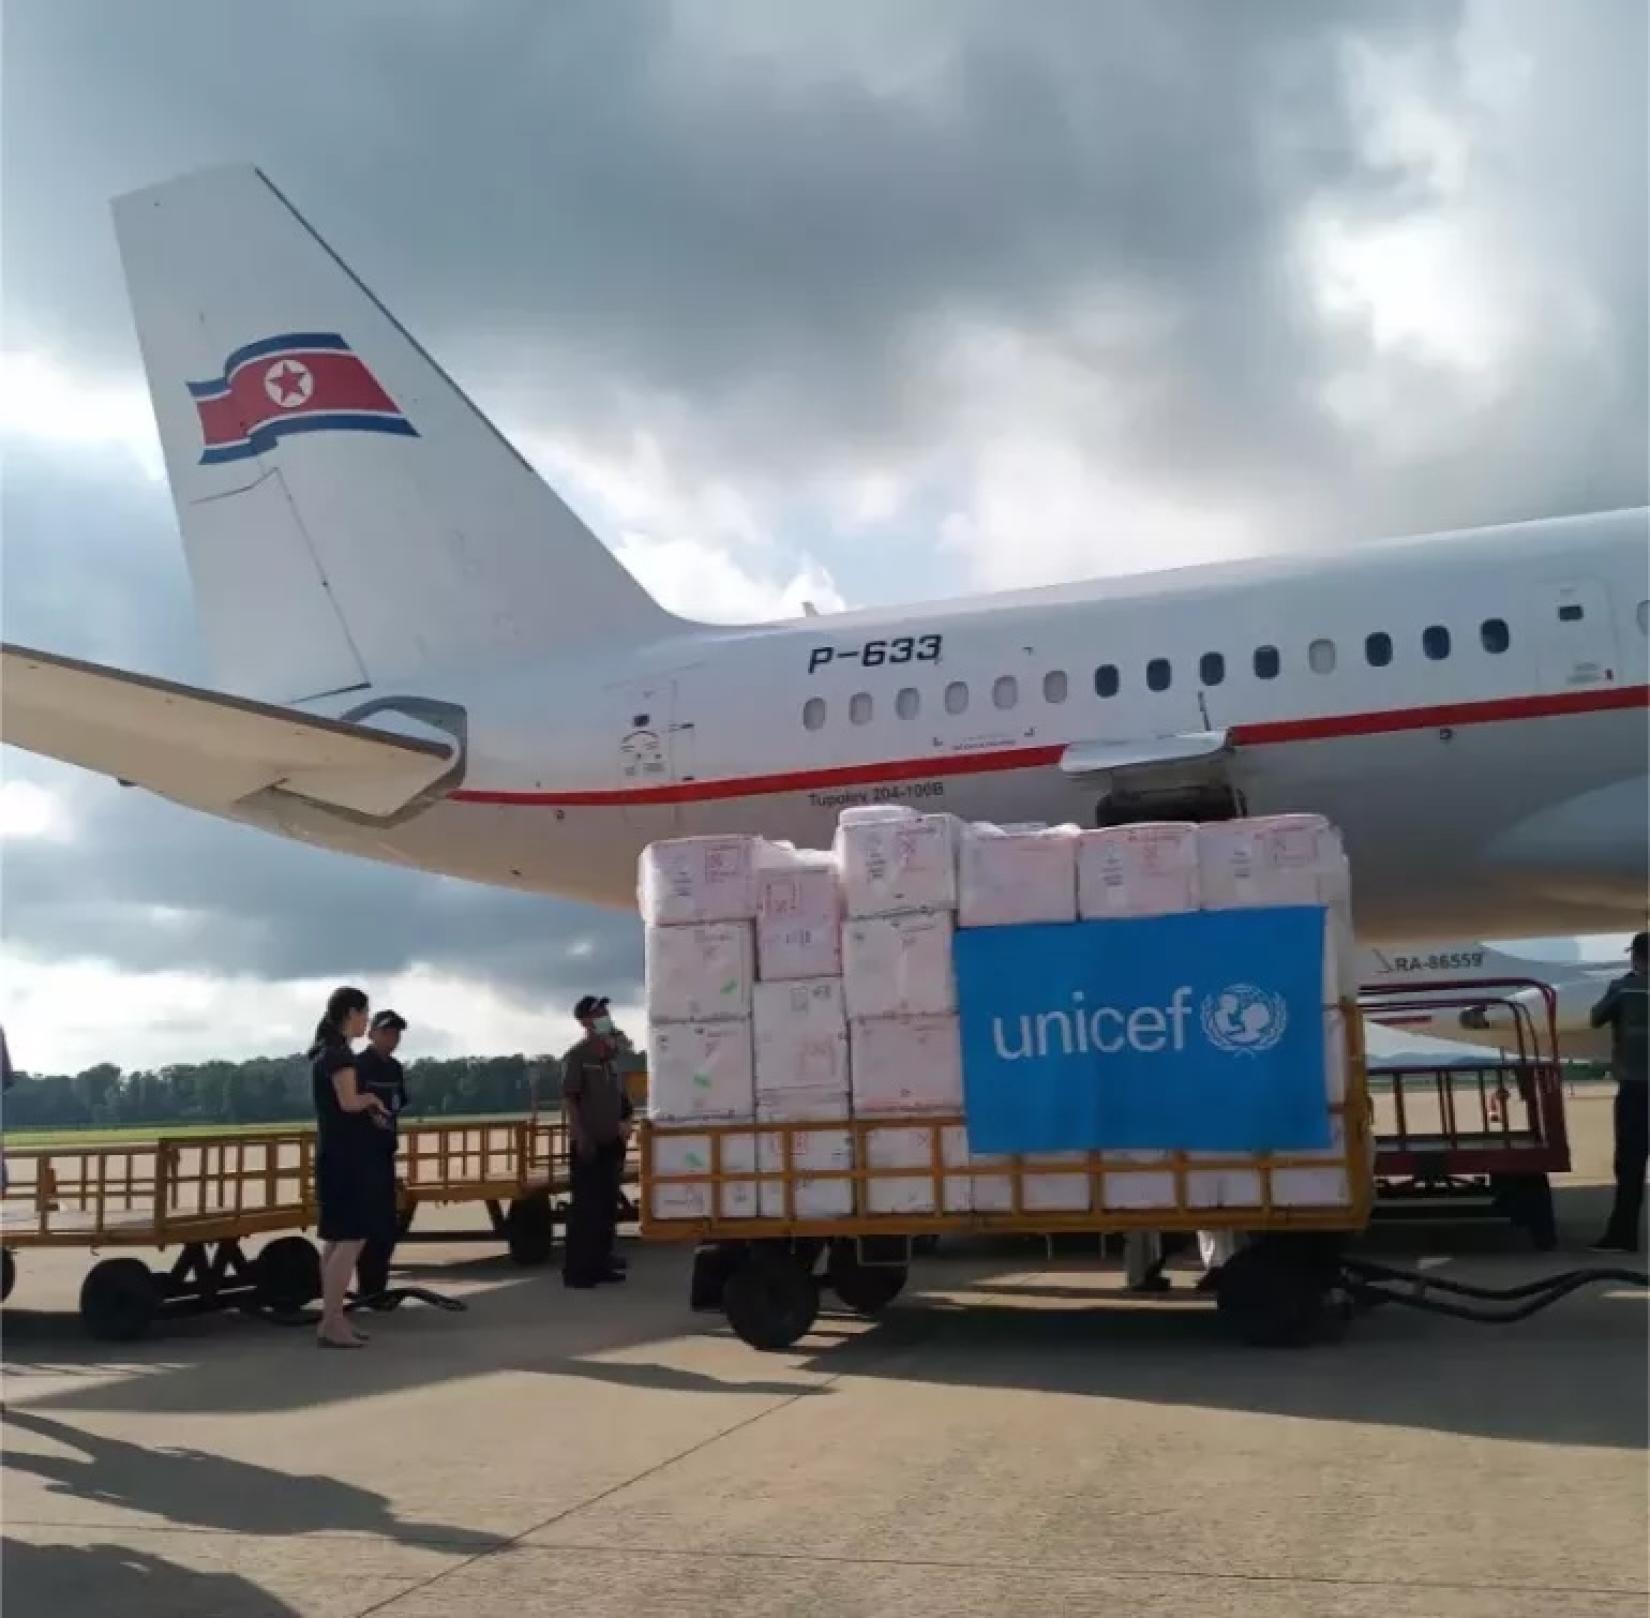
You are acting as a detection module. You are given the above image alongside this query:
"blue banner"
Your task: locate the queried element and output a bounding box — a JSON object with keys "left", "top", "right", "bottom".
{"left": 955, "top": 907, "right": 1332, "bottom": 1154}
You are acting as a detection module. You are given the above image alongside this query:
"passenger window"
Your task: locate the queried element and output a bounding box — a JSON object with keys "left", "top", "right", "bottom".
{"left": 849, "top": 692, "right": 873, "bottom": 725}
{"left": 1558, "top": 603, "right": 1584, "bottom": 623}
{"left": 802, "top": 697, "right": 827, "bottom": 731}
{"left": 1146, "top": 658, "right": 1171, "bottom": 692}
{"left": 1043, "top": 670, "right": 1068, "bottom": 704}
{"left": 1308, "top": 638, "right": 1337, "bottom": 674}
{"left": 1365, "top": 631, "right": 1392, "bottom": 667}
{"left": 944, "top": 681, "right": 969, "bottom": 715}
{"left": 1253, "top": 645, "right": 1280, "bottom": 680}
{"left": 895, "top": 687, "right": 921, "bottom": 719}
{"left": 992, "top": 675, "right": 1018, "bottom": 710}
{"left": 1423, "top": 625, "right": 1451, "bottom": 660}
{"left": 1094, "top": 664, "right": 1120, "bottom": 698}
{"left": 1199, "top": 652, "right": 1225, "bottom": 686}
{"left": 1480, "top": 618, "right": 1510, "bottom": 654}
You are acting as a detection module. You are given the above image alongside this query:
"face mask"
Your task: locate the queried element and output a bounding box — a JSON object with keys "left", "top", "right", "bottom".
{"left": 593, "top": 1015, "right": 614, "bottom": 1035}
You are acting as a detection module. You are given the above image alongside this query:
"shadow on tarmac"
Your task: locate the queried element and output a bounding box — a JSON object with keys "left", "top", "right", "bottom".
{"left": 1, "top": 1537, "right": 301, "bottom": 1618}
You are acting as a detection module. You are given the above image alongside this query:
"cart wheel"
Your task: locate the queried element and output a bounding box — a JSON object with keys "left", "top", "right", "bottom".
{"left": 1215, "top": 1241, "right": 1331, "bottom": 1349}
{"left": 826, "top": 1241, "right": 908, "bottom": 1316}
{"left": 255, "top": 1236, "right": 323, "bottom": 1310}
{"left": 1, "top": 1248, "right": 15, "bottom": 1303}
{"left": 723, "top": 1249, "right": 819, "bottom": 1351}
{"left": 1499, "top": 1174, "right": 1558, "bottom": 1252}
{"left": 80, "top": 1258, "right": 161, "bottom": 1342}
{"left": 505, "top": 1194, "right": 555, "bottom": 1266}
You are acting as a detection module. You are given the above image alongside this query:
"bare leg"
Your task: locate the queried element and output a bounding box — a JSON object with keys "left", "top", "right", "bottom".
{"left": 319, "top": 1238, "right": 366, "bottom": 1344}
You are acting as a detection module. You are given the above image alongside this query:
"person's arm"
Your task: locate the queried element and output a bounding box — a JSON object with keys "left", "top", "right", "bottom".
{"left": 562, "top": 1053, "right": 592, "bottom": 1155}
{"left": 1590, "top": 980, "right": 1622, "bottom": 1030}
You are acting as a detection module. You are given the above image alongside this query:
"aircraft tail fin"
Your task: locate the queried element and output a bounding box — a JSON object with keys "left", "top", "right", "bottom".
{"left": 113, "top": 164, "right": 672, "bottom": 703}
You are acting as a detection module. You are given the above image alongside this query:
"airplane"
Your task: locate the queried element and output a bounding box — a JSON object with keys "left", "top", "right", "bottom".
{"left": 1358, "top": 940, "right": 1627, "bottom": 1062}
{"left": 2, "top": 164, "right": 1647, "bottom": 946}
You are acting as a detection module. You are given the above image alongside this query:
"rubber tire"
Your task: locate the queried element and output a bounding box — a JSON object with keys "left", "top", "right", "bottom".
{"left": 826, "top": 1242, "right": 908, "bottom": 1316}
{"left": 723, "top": 1250, "right": 820, "bottom": 1351}
{"left": 80, "top": 1257, "right": 161, "bottom": 1343}
{"left": 1215, "top": 1243, "right": 1329, "bottom": 1349}
{"left": 256, "top": 1235, "right": 323, "bottom": 1310}
{"left": 1, "top": 1248, "right": 15, "bottom": 1303}
{"left": 505, "top": 1194, "right": 555, "bottom": 1266}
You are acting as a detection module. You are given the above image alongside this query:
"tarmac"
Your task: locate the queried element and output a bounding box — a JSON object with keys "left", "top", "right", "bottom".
{"left": 1, "top": 1091, "right": 1644, "bottom": 1618}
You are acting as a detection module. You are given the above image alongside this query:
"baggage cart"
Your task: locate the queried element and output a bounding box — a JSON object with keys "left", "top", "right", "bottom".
{"left": 641, "top": 1004, "right": 1375, "bottom": 1349}
{"left": 0, "top": 1129, "right": 319, "bottom": 1340}
{"left": 1359, "top": 977, "right": 1571, "bottom": 1248}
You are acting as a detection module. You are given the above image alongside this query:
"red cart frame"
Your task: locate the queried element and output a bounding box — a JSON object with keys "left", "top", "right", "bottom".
{"left": 1359, "top": 977, "right": 1570, "bottom": 1247}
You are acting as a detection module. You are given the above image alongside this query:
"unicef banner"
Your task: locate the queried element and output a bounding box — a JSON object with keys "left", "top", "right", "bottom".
{"left": 954, "top": 907, "right": 1332, "bottom": 1155}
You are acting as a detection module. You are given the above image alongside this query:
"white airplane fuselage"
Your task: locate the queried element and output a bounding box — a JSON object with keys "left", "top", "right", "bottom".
{"left": 11, "top": 168, "right": 1644, "bottom": 953}
{"left": 252, "top": 508, "right": 1649, "bottom": 942}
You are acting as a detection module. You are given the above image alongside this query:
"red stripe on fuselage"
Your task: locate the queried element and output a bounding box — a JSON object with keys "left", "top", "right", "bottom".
{"left": 448, "top": 682, "right": 1649, "bottom": 808}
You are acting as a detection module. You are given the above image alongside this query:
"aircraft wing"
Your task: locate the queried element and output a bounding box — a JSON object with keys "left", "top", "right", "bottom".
{"left": 0, "top": 644, "right": 457, "bottom": 818}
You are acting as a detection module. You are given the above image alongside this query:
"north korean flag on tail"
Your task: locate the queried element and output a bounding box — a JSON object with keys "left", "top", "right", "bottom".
{"left": 187, "top": 331, "right": 417, "bottom": 465}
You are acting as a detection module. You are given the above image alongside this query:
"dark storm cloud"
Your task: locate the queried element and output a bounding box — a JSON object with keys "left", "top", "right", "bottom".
{"left": 2, "top": 0, "right": 1645, "bottom": 1007}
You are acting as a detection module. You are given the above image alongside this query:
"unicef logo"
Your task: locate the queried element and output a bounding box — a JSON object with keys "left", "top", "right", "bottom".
{"left": 1200, "top": 984, "right": 1289, "bottom": 1055}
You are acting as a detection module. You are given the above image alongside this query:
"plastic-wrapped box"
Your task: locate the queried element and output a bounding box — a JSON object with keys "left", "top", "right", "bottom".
{"left": 842, "top": 912, "right": 957, "bottom": 1019}
{"left": 1099, "top": 1151, "right": 1178, "bottom": 1211}
{"left": 645, "top": 922, "right": 755, "bottom": 1024}
{"left": 755, "top": 850, "right": 842, "bottom": 981}
{"left": 834, "top": 807, "right": 959, "bottom": 918}
{"left": 957, "top": 822, "right": 1079, "bottom": 928}
{"left": 649, "top": 1131, "right": 758, "bottom": 1220}
{"left": 639, "top": 837, "right": 764, "bottom": 926}
{"left": 758, "top": 1127, "right": 855, "bottom": 1218}
{"left": 1077, "top": 823, "right": 1201, "bottom": 919}
{"left": 646, "top": 1020, "right": 755, "bottom": 1123}
{"left": 753, "top": 978, "right": 849, "bottom": 1101}
{"left": 1197, "top": 816, "right": 1351, "bottom": 913}
{"left": 862, "top": 1124, "right": 971, "bottom": 1214}
{"left": 849, "top": 1014, "right": 964, "bottom": 1116}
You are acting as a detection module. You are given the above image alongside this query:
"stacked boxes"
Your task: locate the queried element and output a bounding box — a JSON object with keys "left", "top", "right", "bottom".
{"left": 640, "top": 838, "right": 762, "bottom": 1220}
{"left": 643, "top": 809, "right": 1357, "bottom": 1224}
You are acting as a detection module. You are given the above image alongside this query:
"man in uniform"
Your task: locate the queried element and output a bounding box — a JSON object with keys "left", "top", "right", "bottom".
{"left": 354, "top": 1010, "right": 408, "bottom": 1300}
{"left": 560, "top": 995, "right": 633, "bottom": 1289}
{"left": 1590, "top": 932, "right": 1648, "bottom": 1254}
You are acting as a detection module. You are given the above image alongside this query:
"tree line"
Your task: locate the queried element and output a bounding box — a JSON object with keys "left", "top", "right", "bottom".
{"left": 2, "top": 1051, "right": 570, "bottom": 1132}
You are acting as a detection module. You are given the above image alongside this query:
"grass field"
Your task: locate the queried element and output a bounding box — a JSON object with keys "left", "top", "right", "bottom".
{"left": 1, "top": 1113, "right": 537, "bottom": 1150}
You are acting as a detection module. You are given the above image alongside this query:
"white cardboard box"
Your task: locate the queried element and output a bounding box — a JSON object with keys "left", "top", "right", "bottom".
{"left": 1197, "top": 816, "right": 1351, "bottom": 913}
{"left": 842, "top": 912, "right": 957, "bottom": 1019}
{"left": 755, "top": 854, "right": 842, "bottom": 981}
{"left": 646, "top": 1021, "right": 754, "bottom": 1123}
{"left": 758, "top": 1127, "right": 855, "bottom": 1218}
{"left": 645, "top": 921, "right": 755, "bottom": 1024}
{"left": 639, "top": 837, "right": 764, "bottom": 926}
{"left": 862, "top": 1123, "right": 971, "bottom": 1213}
{"left": 1077, "top": 823, "right": 1201, "bottom": 919}
{"left": 753, "top": 979, "right": 850, "bottom": 1103}
{"left": 834, "top": 809, "right": 959, "bottom": 918}
{"left": 957, "top": 822, "right": 1080, "bottom": 928}
{"left": 849, "top": 1014, "right": 964, "bottom": 1116}
{"left": 648, "top": 1131, "right": 758, "bottom": 1220}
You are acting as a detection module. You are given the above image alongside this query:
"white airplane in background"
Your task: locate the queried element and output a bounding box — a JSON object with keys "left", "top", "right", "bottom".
{"left": 1358, "top": 940, "right": 1626, "bottom": 1061}
{"left": 2, "top": 165, "right": 1647, "bottom": 944}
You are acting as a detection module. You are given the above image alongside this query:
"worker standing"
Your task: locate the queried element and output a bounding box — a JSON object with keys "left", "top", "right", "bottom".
{"left": 1590, "top": 931, "right": 1648, "bottom": 1254}
{"left": 354, "top": 1010, "right": 409, "bottom": 1301}
{"left": 560, "top": 995, "right": 633, "bottom": 1289}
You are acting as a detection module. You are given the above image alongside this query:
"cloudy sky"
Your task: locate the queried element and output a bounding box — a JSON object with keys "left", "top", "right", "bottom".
{"left": 2, "top": 1, "right": 1644, "bottom": 1074}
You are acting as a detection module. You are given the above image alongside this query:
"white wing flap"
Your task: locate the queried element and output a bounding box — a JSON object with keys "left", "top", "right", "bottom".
{"left": 0, "top": 645, "right": 455, "bottom": 817}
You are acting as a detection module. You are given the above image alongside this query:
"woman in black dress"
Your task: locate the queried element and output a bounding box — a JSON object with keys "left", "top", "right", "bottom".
{"left": 309, "top": 986, "right": 391, "bottom": 1348}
